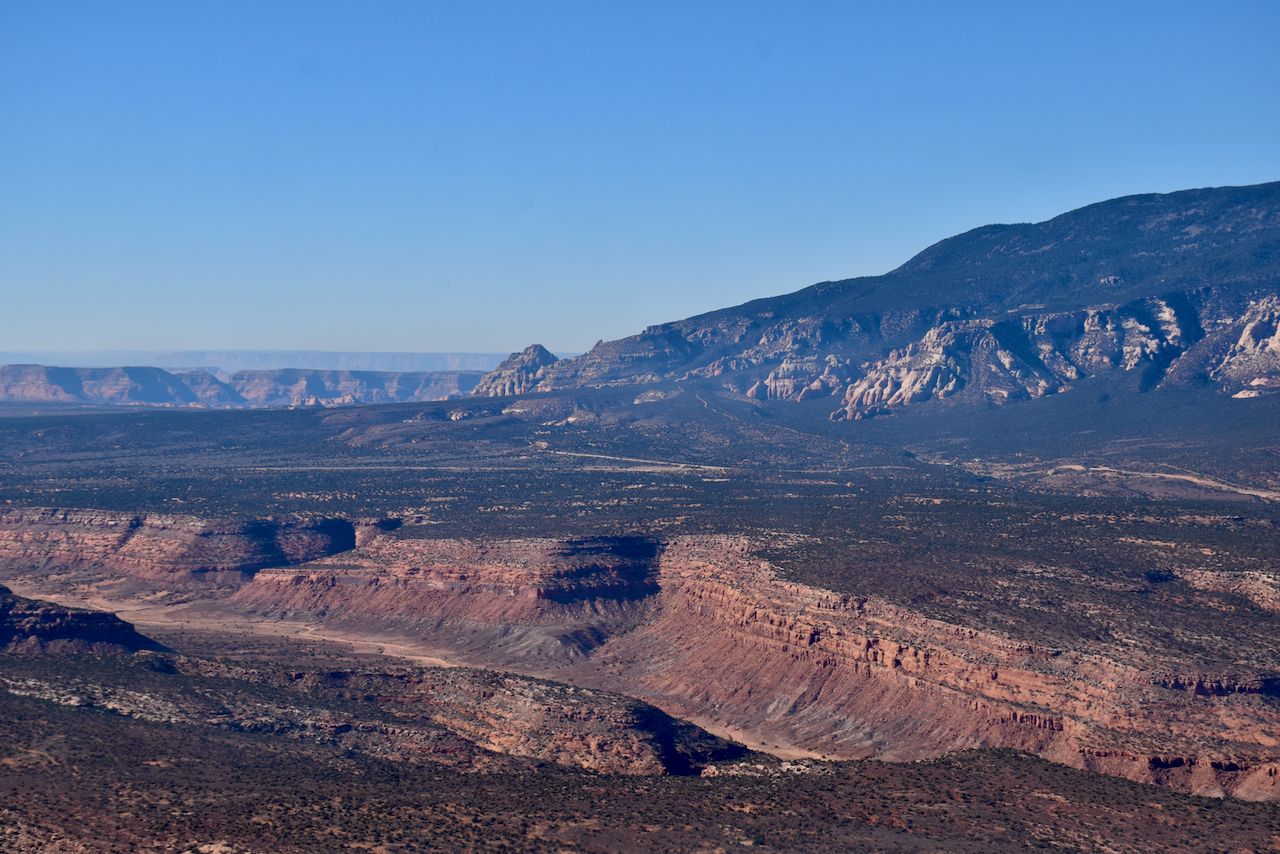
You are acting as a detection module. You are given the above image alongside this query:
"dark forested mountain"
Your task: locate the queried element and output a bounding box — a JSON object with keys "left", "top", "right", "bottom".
{"left": 476, "top": 182, "right": 1280, "bottom": 419}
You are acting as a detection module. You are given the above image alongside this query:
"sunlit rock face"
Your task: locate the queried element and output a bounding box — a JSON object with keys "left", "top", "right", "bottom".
{"left": 496, "top": 183, "right": 1280, "bottom": 418}
{"left": 472, "top": 344, "right": 561, "bottom": 397}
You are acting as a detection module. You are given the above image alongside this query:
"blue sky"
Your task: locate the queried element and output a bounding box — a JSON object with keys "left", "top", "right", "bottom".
{"left": 2, "top": 1, "right": 1278, "bottom": 353}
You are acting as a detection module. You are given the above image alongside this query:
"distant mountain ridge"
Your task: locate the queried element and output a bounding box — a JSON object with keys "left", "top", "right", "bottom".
{"left": 0, "top": 365, "right": 482, "bottom": 408}
{"left": 475, "top": 181, "right": 1280, "bottom": 418}
{"left": 0, "top": 350, "right": 509, "bottom": 374}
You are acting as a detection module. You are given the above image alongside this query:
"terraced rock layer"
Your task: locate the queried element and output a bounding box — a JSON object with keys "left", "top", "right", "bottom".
{"left": 3, "top": 508, "right": 1277, "bottom": 799}
{"left": 0, "top": 508, "right": 355, "bottom": 589}
{"left": 237, "top": 532, "right": 1280, "bottom": 800}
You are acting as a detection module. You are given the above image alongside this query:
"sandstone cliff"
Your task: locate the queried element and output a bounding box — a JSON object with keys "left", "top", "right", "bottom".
{"left": 0, "top": 508, "right": 356, "bottom": 590}
{"left": 229, "top": 530, "right": 1280, "bottom": 800}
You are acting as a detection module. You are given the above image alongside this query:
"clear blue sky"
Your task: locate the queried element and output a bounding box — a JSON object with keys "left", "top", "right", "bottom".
{"left": 3, "top": 1, "right": 1278, "bottom": 353}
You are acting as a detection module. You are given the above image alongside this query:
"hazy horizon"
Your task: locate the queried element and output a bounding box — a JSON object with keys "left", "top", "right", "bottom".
{"left": 0, "top": 348, "right": 521, "bottom": 373}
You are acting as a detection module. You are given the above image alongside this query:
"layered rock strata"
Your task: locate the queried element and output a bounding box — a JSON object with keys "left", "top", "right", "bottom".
{"left": 234, "top": 535, "right": 659, "bottom": 662}
{"left": 233, "top": 532, "right": 1280, "bottom": 799}
{"left": 0, "top": 508, "right": 356, "bottom": 589}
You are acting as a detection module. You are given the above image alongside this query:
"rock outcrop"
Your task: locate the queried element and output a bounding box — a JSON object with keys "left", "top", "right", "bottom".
{"left": 1, "top": 655, "right": 744, "bottom": 775}
{"left": 284, "top": 667, "right": 744, "bottom": 774}
{"left": 0, "top": 584, "right": 162, "bottom": 654}
{"left": 0, "top": 508, "right": 357, "bottom": 590}
{"left": 471, "top": 345, "right": 560, "bottom": 397}
{"left": 1210, "top": 295, "right": 1280, "bottom": 397}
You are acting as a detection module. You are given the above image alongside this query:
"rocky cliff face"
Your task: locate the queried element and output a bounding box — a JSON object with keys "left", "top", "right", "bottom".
{"left": 1210, "top": 295, "right": 1280, "bottom": 397}
{"left": 0, "top": 508, "right": 356, "bottom": 590}
{"left": 227, "top": 531, "right": 1280, "bottom": 800}
{"left": 234, "top": 535, "right": 659, "bottom": 662}
{"left": 0, "top": 585, "right": 162, "bottom": 654}
{"left": 471, "top": 345, "right": 560, "bottom": 397}
{"left": 487, "top": 183, "right": 1280, "bottom": 419}
{"left": 3, "top": 511, "right": 1278, "bottom": 797}
{"left": 0, "top": 365, "right": 482, "bottom": 408}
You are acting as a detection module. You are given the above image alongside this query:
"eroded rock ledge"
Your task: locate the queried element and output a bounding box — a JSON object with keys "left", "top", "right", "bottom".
{"left": 237, "top": 532, "right": 1280, "bottom": 800}
{"left": 0, "top": 507, "right": 356, "bottom": 589}
{"left": 2, "top": 508, "right": 1276, "bottom": 799}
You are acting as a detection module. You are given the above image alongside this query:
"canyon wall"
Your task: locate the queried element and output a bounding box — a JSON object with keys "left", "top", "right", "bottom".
{"left": 234, "top": 531, "right": 1280, "bottom": 800}
{"left": 2, "top": 508, "right": 1277, "bottom": 798}
{"left": 233, "top": 534, "right": 660, "bottom": 662}
{"left": 0, "top": 508, "right": 355, "bottom": 590}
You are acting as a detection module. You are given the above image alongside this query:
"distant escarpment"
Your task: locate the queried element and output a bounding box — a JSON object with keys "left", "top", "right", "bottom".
{"left": 0, "top": 365, "right": 482, "bottom": 408}
{"left": 0, "top": 584, "right": 161, "bottom": 654}
{"left": 0, "top": 507, "right": 357, "bottom": 591}
{"left": 231, "top": 531, "right": 1280, "bottom": 800}
{"left": 474, "top": 183, "right": 1280, "bottom": 418}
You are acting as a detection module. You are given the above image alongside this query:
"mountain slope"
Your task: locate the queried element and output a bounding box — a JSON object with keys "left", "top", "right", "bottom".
{"left": 477, "top": 182, "right": 1280, "bottom": 419}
